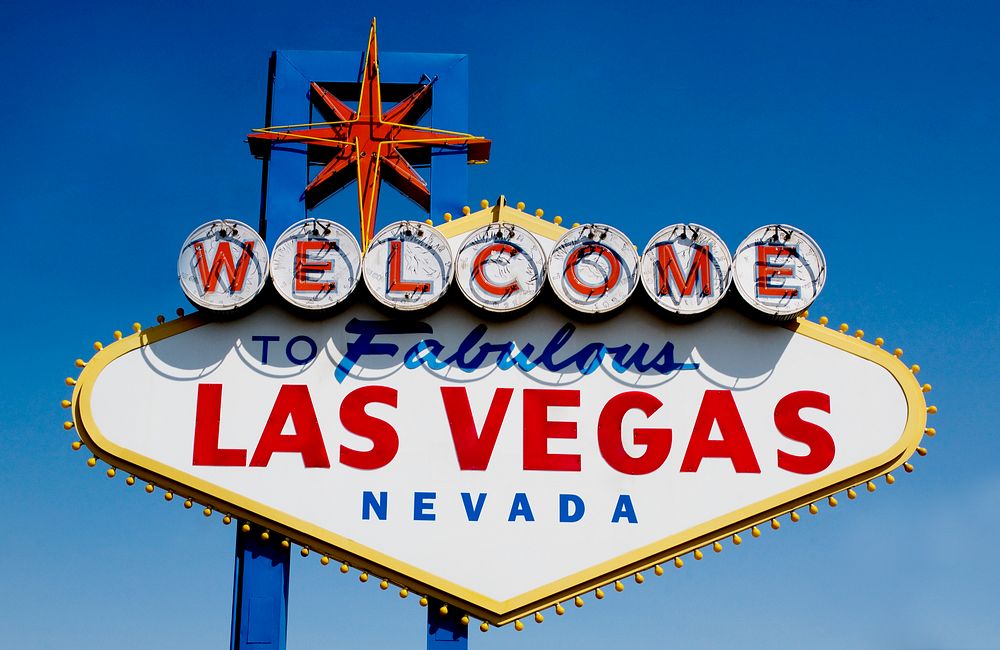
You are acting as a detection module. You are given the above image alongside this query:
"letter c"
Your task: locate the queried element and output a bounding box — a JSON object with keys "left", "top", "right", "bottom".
{"left": 472, "top": 243, "right": 522, "bottom": 296}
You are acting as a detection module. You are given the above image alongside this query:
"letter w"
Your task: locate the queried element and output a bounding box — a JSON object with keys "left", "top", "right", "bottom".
{"left": 193, "top": 240, "right": 255, "bottom": 293}
{"left": 441, "top": 387, "right": 513, "bottom": 470}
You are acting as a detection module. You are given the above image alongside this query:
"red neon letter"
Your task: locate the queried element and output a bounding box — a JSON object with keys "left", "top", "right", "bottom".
{"left": 657, "top": 244, "right": 712, "bottom": 297}
{"left": 680, "top": 390, "right": 761, "bottom": 473}
{"left": 598, "top": 391, "right": 672, "bottom": 475}
{"left": 192, "top": 383, "right": 247, "bottom": 466}
{"left": 441, "top": 386, "right": 514, "bottom": 470}
{"left": 249, "top": 385, "right": 330, "bottom": 468}
{"left": 755, "top": 245, "right": 798, "bottom": 298}
{"left": 523, "top": 389, "right": 581, "bottom": 471}
{"left": 775, "top": 391, "right": 834, "bottom": 474}
{"left": 473, "top": 244, "right": 522, "bottom": 296}
{"left": 295, "top": 240, "right": 334, "bottom": 293}
{"left": 193, "top": 240, "right": 255, "bottom": 293}
{"left": 564, "top": 244, "right": 621, "bottom": 297}
{"left": 339, "top": 385, "right": 399, "bottom": 470}
{"left": 387, "top": 239, "right": 431, "bottom": 294}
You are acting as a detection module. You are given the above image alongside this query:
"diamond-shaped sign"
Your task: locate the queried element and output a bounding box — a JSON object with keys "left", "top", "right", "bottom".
{"left": 69, "top": 206, "right": 926, "bottom": 625}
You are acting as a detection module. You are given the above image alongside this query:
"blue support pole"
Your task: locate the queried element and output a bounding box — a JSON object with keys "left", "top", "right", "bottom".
{"left": 427, "top": 598, "right": 469, "bottom": 649}
{"left": 231, "top": 522, "right": 290, "bottom": 650}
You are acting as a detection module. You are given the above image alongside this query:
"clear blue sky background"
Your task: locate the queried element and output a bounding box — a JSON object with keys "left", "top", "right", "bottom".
{"left": 1, "top": 1, "right": 997, "bottom": 648}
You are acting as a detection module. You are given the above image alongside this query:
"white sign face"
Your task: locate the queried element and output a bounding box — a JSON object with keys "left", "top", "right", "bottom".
{"left": 73, "top": 301, "right": 923, "bottom": 624}
{"left": 363, "top": 221, "right": 454, "bottom": 311}
{"left": 547, "top": 224, "right": 640, "bottom": 314}
{"left": 640, "top": 224, "right": 732, "bottom": 316}
{"left": 732, "top": 224, "right": 827, "bottom": 319}
{"left": 454, "top": 223, "right": 547, "bottom": 313}
{"left": 177, "top": 220, "right": 269, "bottom": 310}
{"left": 270, "top": 219, "right": 362, "bottom": 311}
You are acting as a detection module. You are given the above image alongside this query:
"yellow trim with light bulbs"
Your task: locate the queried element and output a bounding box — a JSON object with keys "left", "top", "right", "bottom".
{"left": 63, "top": 204, "right": 933, "bottom": 628}
{"left": 433, "top": 197, "right": 568, "bottom": 241}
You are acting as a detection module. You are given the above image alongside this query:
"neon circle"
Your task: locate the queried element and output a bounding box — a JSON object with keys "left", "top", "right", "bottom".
{"left": 363, "top": 221, "right": 454, "bottom": 311}
{"left": 547, "top": 224, "right": 639, "bottom": 314}
{"left": 270, "top": 219, "right": 362, "bottom": 311}
{"left": 177, "top": 219, "right": 269, "bottom": 311}
{"left": 640, "top": 223, "right": 732, "bottom": 316}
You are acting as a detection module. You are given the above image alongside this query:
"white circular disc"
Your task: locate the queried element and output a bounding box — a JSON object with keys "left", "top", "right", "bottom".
{"left": 269, "top": 219, "right": 362, "bottom": 311}
{"left": 547, "top": 223, "right": 640, "bottom": 314}
{"left": 455, "top": 222, "right": 547, "bottom": 313}
{"left": 178, "top": 219, "right": 269, "bottom": 311}
{"left": 732, "top": 224, "right": 827, "bottom": 318}
{"left": 363, "top": 221, "right": 454, "bottom": 311}
{"left": 640, "top": 223, "right": 732, "bottom": 316}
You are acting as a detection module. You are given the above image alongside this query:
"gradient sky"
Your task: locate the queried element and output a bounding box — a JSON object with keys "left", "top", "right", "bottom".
{"left": 1, "top": 1, "right": 998, "bottom": 648}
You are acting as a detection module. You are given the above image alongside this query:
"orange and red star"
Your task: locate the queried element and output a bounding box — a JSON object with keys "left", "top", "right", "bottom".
{"left": 248, "top": 20, "right": 491, "bottom": 250}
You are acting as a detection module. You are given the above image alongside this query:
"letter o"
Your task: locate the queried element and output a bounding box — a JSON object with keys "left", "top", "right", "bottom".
{"left": 285, "top": 335, "right": 318, "bottom": 365}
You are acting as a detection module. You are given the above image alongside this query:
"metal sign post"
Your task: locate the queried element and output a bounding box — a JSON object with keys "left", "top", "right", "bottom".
{"left": 231, "top": 522, "right": 290, "bottom": 650}
{"left": 427, "top": 599, "right": 469, "bottom": 649}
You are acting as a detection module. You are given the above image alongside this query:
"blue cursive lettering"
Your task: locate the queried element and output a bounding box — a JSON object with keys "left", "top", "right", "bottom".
{"left": 334, "top": 319, "right": 697, "bottom": 383}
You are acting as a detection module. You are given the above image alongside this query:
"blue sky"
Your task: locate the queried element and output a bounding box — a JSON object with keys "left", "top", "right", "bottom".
{"left": 1, "top": 1, "right": 998, "bottom": 647}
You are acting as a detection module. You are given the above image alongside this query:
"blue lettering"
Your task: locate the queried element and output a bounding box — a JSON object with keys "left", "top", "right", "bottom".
{"left": 606, "top": 344, "right": 633, "bottom": 373}
{"left": 414, "top": 491, "right": 436, "bottom": 521}
{"left": 611, "top": 494, "right": 638, "bottom": 524}
{"left": 571, "top": 342, "right": 607, "bottom": 374}
{"left": 252, "top": 335, "right": 280, "bottom": 365}
{"left": 496, "top": 342, "right": 536, "bottom": 371}
{"left": 461, "top": 492, "right": 487, "bottom": 521}
{"left": 508, "top": 492, "right": 535, "bottom": 522}
{"left": 333, "top": 319, "right": 697, "bottom": 382}
{"left": 362, "top": 491, "right": 387, "bottom": 521}
{"left": 441, "top": 325, "right": 488, "bottom": 370}
{"left": 335, "top": 319, "right": 433, "bottom": 382}
{"left": 404, "top": 339, "right": 449, "bottom": 370}
{"left": 530, "top": 324, "right": 578, "bottom": 372}
{"left": 285, "top": 335, "right": 317, "bottom": 365}
{"left": 559, "top": 494, "right": 585, "bottom": 523}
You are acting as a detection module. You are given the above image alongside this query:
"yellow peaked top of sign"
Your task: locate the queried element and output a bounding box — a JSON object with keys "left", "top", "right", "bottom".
{"left": 434, "top": 196, "right": 568, "bottom": 241}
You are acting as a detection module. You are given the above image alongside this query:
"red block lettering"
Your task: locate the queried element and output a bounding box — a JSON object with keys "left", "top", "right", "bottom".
{"left": 564, "top": 244, "right": 621, "bottom": 297}
{"left": 680, "top": 390, "right": 761, "bottom": 473}
{"left": 339, "top": 385, "right": 400, "bottom": 470}
{"left": 249, "top": 385, "right": 330, "bottom": 468}
{"left": 193, "top": 240, "right": 255, "bottom": 293}
{"left": 523, "top": 389, "right": 581, "bottom": 471}
{"left": 387, "top": 239, "right": 431, "bottom": 294}
{"left": 441, "top": 386, "right": 514, "bottom": 470}
{"left": 295, "top": 240, "right": 334, "bottom": 293}
{"left": 473, "top": 244, "right": 522, "bottom": 296}
{"left": 755, "top": 244, "right": 798, "bottom": 298}
{"left": 657, "top": 244, "right": 712, "bottom": 297}
{"left": 598, "top": 391, "right": 672, "bottom": 475}
{"left": 192, "top": 383, "right": 247, "bottom": 466}
{"left": 775, "top": 391, "right": 835, "bottom": 474}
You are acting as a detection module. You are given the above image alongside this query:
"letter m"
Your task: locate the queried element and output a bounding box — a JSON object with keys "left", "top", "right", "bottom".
{"left": 657, "top": 244, "right": 712, "bottom": 297}
{"left": 193, "top": 240, "right": 255, "bottom": 293}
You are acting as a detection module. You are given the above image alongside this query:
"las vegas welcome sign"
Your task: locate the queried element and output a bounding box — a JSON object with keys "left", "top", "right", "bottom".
{"left": 64, "top": 198, "right": 931, "bottom": 627}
